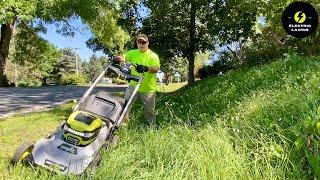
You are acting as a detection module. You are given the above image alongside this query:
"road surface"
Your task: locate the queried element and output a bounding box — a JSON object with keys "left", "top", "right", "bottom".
{"left": 0, "top": 85, "right": 127, "bottom": 119}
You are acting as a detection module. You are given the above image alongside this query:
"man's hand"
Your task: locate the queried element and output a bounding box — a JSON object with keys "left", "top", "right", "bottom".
{"left": 136, "top": 65, "right": 149, "bottom": 73}
{"left": 112, "top": 56, "right": 125, "bottom": 64}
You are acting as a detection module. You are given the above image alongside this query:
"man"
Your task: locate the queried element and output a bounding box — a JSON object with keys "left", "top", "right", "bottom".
{"left": 115, "top": 34, "right": 160, "bottom": 125}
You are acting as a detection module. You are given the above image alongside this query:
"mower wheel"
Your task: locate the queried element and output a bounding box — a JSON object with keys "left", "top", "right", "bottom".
{"left": 10, "top": 142, "right": 34, "bottom": 166}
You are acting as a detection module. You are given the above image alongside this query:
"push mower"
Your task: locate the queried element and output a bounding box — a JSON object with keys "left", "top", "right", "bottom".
{"left": 10, "top": 61, "right": 142, "bottom": 175}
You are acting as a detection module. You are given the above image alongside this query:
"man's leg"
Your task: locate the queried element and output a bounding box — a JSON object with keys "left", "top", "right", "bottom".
{"left": 124, "top": 85, "right": 137, "bottom": 123}
{"left": 139, "top": 92, "right": 156, "bottom": 124}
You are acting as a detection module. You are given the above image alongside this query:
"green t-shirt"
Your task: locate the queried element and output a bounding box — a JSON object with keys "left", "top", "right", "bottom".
{"left": 124, "top": 49, "right": 160, "bottom": 93}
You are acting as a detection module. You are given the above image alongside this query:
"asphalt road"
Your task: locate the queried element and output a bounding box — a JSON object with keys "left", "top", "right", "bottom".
{"left": 0, "top": 85, "right": 128, "bottom": 119}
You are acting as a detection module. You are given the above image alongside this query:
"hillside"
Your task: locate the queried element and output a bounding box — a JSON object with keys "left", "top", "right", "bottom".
{"left": 1, "top": 54, "right": 320, "bottom": 179}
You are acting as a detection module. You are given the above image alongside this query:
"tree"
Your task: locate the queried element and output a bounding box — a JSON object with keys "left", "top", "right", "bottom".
{"left": 0, "top": 0, "right": 129, "bottom": 86}
{"left": 0, "top": 0, "right": 36, "bottom": 86}
{"left": 99, "top": 55, "right": 110, "bottom": 68}
{"left": 258, "top": 0, "right": 319, "bottom": 43}
{"left": 5, "top": 23, "right": 62, "bottom": 86}
{"left": 162, "top": 56, "right": 188, "bottom": 84}
{"left": 142, "top": 0, "right": 260, "bottom": 85}
{"left": 85, "top": 54, "right": 104, "bottom": 82}
{"left": 57, "top": 48, "right": 81, "bottom": 77}
{"left": 242, "top": 0, "right": 320, "bottom": 64}
{"left": 86, "top": 0, "right": 143, "bottom": 55}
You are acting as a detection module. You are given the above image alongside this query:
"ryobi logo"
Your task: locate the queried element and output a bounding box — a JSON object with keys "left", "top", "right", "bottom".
{"left": 44, "top": 159, "right": 67, "bottom": 172}
{"left": 58, "top": 143, "right": 78, "bottom": 155}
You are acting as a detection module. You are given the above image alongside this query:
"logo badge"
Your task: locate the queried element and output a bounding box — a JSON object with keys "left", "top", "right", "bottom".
{"left": 282, "top": 2, "right": 318, "bottom": 38}
{"left": 58, "top": 143, "right": 78, "bottom": 155}
{"left": 44, "top": 159, "right": 67, "bottom": 172}
{"left": 294, "top": 11, "right": 306, "bottom": 23}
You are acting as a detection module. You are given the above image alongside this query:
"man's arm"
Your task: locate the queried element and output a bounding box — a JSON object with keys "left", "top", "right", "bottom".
{"left": 148, "top": 53, "right": 160, "bottom": 74}
{"left": 148, "top": 66, "right": 159, "bottom": 74}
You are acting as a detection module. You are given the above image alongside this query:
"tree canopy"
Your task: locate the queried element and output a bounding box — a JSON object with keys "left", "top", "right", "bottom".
{"left": 141, "top": 0, "right": 261, "bottom": 84}
{"left": 0, "top": 0, "right": 129, "bottom": 86}
{"left": 2, "top": 0, "right": 319, "bottom": 86}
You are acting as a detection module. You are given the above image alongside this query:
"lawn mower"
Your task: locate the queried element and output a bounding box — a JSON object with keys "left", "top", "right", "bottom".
{"left": 10, "top": 61, "right": 142, "bottom": 175}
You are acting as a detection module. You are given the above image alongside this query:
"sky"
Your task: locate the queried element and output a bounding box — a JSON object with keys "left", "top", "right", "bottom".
{"left": 38, "top": 4, "right": 151, "bottom": 62}
{"left": 38, "top": 18, "right": 104, "bottom": 62}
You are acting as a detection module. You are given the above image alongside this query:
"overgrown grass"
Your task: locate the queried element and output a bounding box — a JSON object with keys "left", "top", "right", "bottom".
{"left": 157, "top": 82, "right": 187, "bottom": 93}
{"left": 1, "top": 53, "right": 320, "bottom": 179}
{"left": 155, "top": 53, "right": 320, "bottom": 178}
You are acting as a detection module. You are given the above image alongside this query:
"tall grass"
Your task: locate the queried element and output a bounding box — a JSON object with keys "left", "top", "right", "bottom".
{"left": 96, "top": 126, "right": 249, "bottom": 179}
{"left": 1, "top": 53, "right": 320, "bottom": 179}
{"left": 155, "top": 53, "right": 320, "bottom": 178}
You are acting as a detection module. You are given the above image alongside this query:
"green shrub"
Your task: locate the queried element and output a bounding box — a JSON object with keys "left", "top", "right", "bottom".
{"left": 59, "top": 73, "right": 87, "bottom": 85}
{"left": 242, "top": 30, "right": 320, "bottom": 68}
{"left": 198, "top": 58, "right": 232, "bottom": 79}
{"left": 284, "top": 32, "right": 320, "bottom": 57}
{"left": 243, "top": 36, "right": 286, "bottom": 67}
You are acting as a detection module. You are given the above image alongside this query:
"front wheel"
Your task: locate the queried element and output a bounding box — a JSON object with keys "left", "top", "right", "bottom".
{"left": 10, "top": 142, "right": 34, "bottom": 166}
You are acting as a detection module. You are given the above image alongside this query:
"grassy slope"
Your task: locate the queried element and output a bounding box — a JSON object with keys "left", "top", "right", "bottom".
{"left": 157, "top": 82, "right": 188, "bottom": 93}
{"left": 1, "top": 54, "right": 320, "bottom": 179}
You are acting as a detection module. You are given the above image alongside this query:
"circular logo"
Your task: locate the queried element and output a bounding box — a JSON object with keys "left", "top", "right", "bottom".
{"left": 282, "top": 2, "right": 318, "bottom": 38}
{"left": 294, "top": 11, "right": 306, "bottom": 23}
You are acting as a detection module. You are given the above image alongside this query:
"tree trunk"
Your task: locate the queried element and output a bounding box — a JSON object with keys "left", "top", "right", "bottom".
{"left": 0, "top": 20, "right": 16, "bottom": 87}
{"left": 14, "top": 63, "right": 18, "bottom": 87}
{"left": 165, "top": 72, "right": 169, "bottom": 85}
{"left": 188, "top": 0, "right": 196, "bottom": 85}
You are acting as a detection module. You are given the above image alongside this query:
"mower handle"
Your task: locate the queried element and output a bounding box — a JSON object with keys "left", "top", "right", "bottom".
{"left": 73, "top": 62, "right": 142, "bottom": 111}
{"left": 107, "top": 63, "right": 142, "bottom": 82}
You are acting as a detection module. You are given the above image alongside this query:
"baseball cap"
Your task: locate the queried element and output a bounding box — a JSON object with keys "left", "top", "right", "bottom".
{"left": 137, "top": 34, "right": 148, "bottom": 42}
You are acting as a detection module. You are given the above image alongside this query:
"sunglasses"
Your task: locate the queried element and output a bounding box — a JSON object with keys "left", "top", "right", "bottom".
{"left": 137, "top": 40, "right": 148, "bottom": 45}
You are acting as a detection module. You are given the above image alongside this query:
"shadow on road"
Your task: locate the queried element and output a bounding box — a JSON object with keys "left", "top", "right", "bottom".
{"left": 0, "top": 85, "right": 128, "bottom": 119}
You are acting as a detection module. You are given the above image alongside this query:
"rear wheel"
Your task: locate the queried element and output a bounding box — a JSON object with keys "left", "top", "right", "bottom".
{"left": 10, "top": 142, "right": 34, "bottom": 166}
